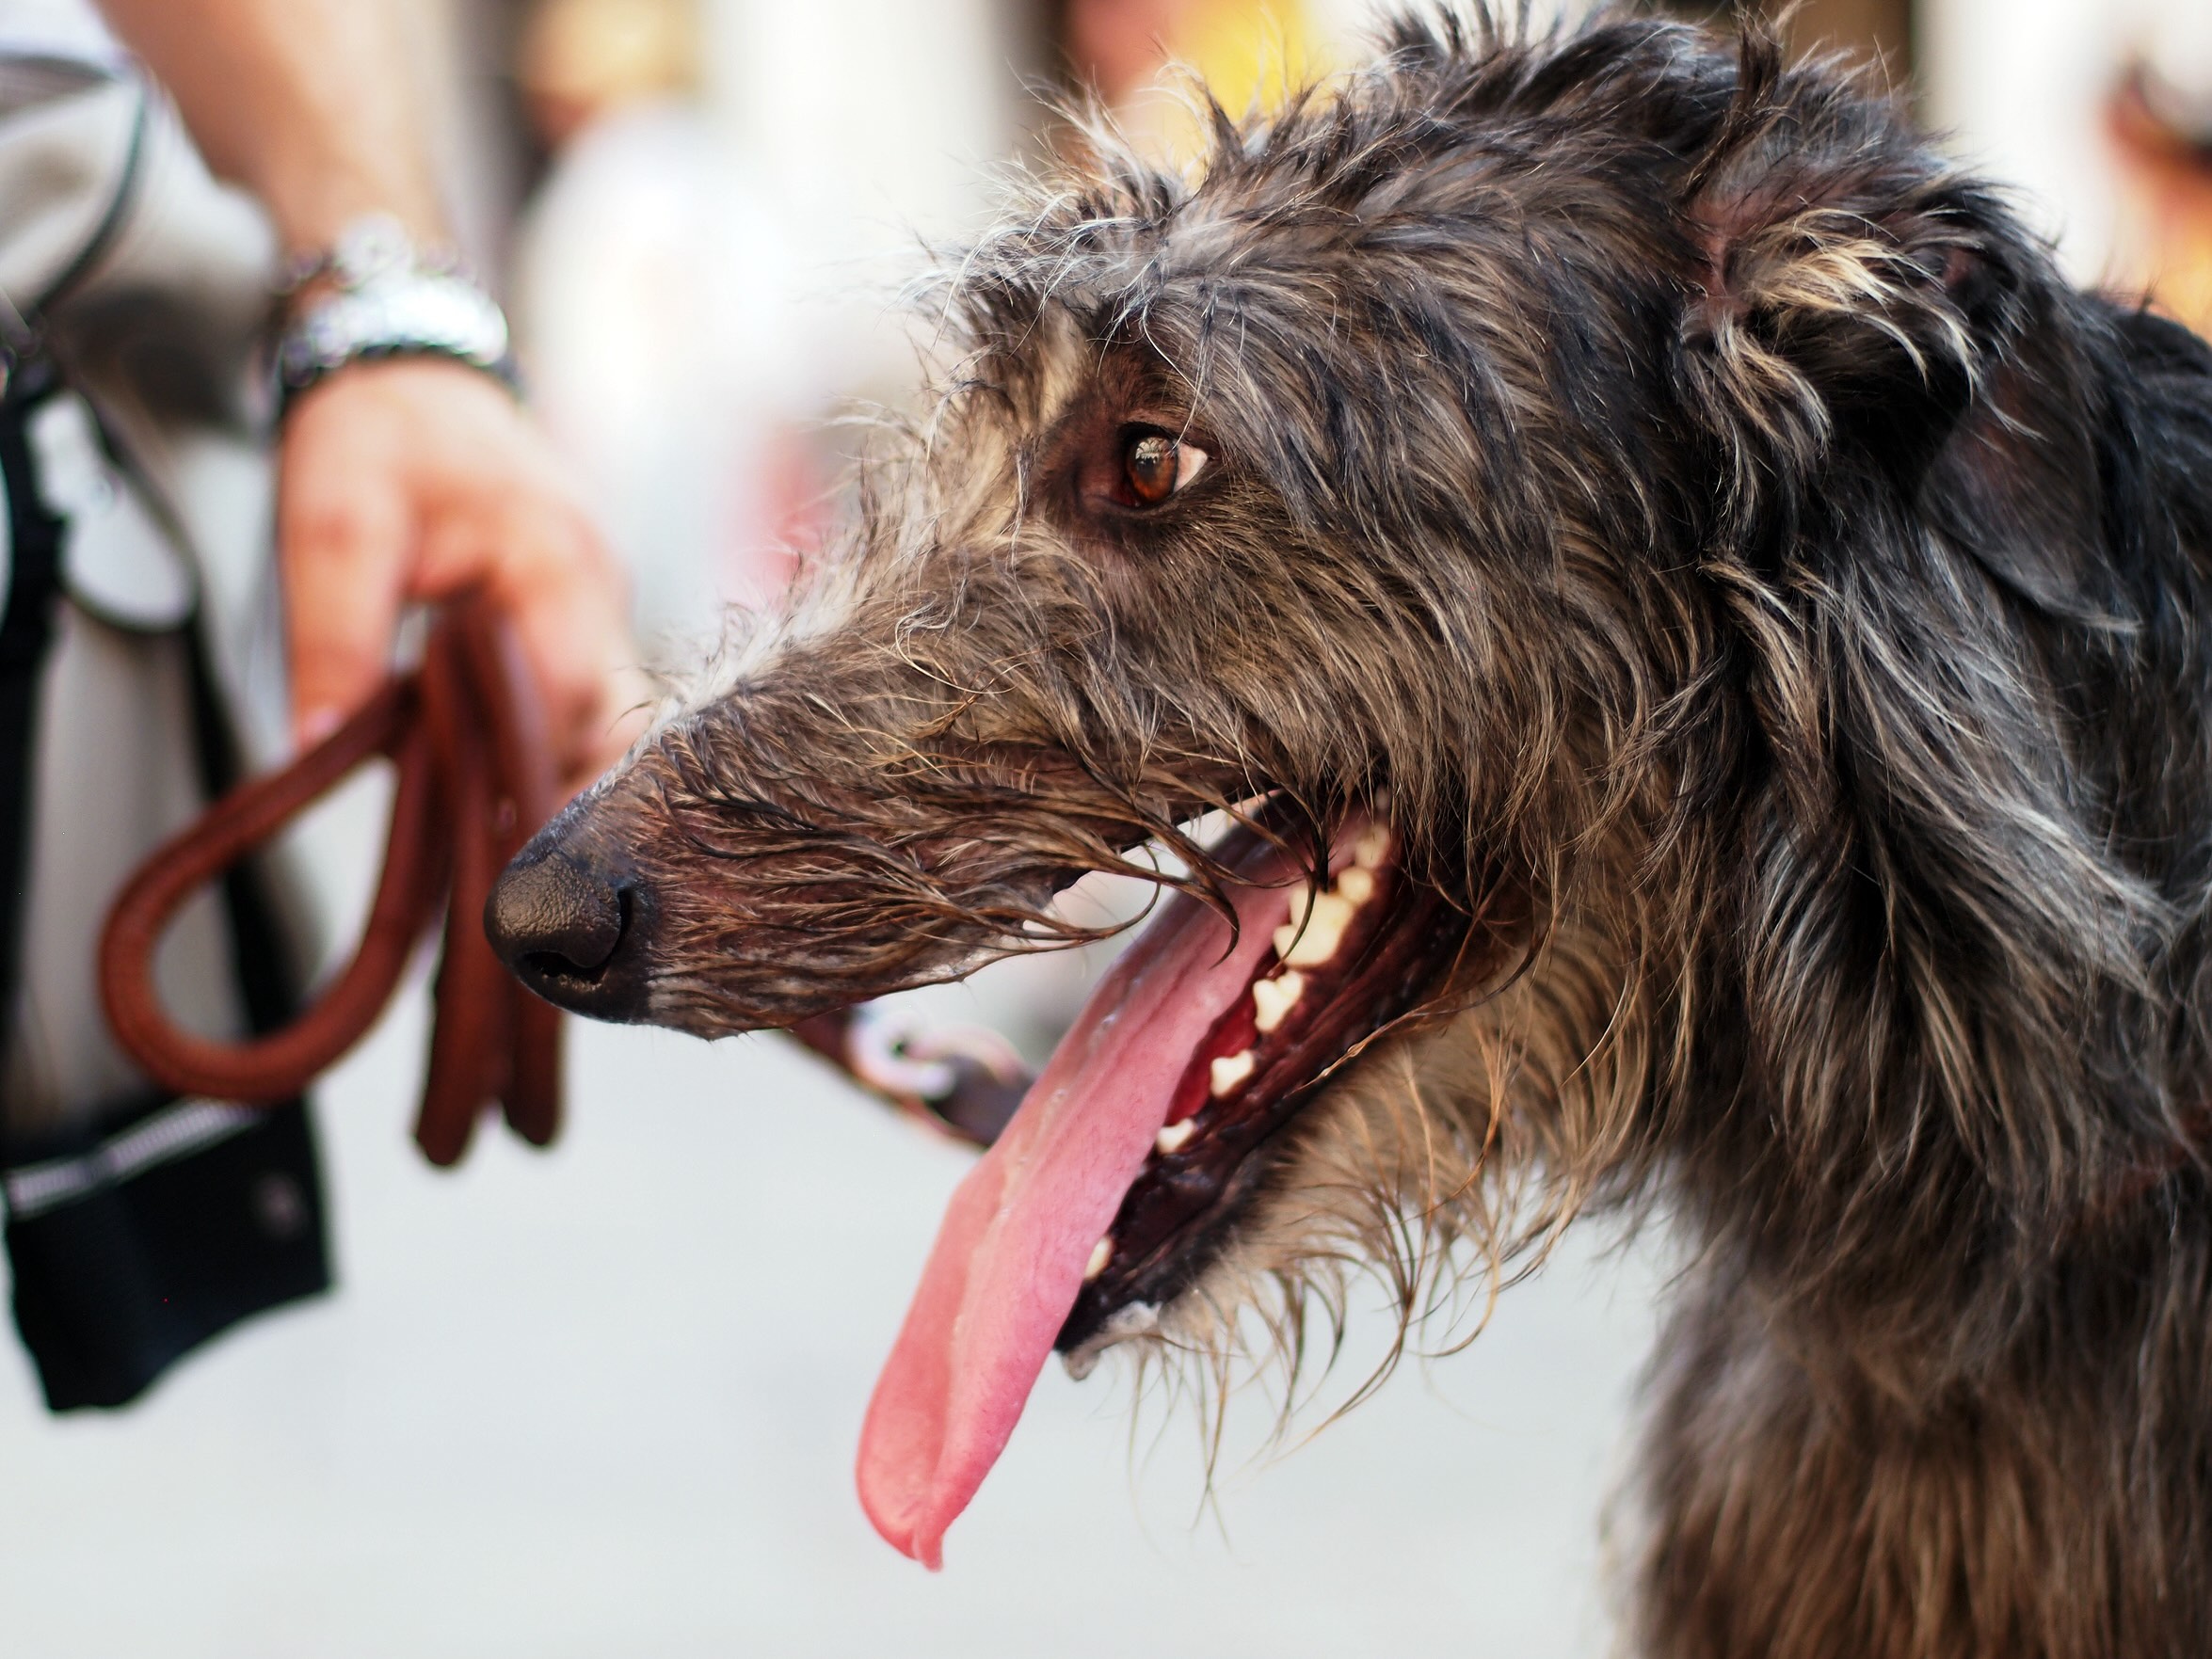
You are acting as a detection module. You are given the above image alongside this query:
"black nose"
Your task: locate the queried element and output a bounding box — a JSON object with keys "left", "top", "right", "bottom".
{"left": 487, "top": 851, "right": 624, "bottom": 973}
{"left": 486, "top": 844, "right": 652, "bottom": 1019}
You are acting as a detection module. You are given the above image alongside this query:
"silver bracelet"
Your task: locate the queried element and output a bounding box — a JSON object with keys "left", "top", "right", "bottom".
{"left": 273, "top": 215, "right": 520, "bottom": 412}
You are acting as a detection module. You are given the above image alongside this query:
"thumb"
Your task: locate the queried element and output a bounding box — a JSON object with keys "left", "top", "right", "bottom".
{"left": 279, "top": 464, "right": 412, "bottom": 750}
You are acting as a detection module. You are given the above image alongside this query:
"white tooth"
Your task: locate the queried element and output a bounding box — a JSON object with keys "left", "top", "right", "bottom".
{"left": 1251, "top": 971, "right": 1305, "bottom": 1032}
{"left": 1210, "top": 1049, "right": 1256, "bottom": 1096}
{"left": 1084, "top": 1236, "right": 1114, "bottom": 1281}
{"left": 1155, "top": 1119, "right": 1196, "bottom": 1155}
{"left": 1274, "top": 890, "right": 1354, "bottom": 966}
{"left": 1353, "top": 823, "right": 1391, "bottom": 870}
{"left": 1334, "top": 866, "right": 1376, "bottom": 907}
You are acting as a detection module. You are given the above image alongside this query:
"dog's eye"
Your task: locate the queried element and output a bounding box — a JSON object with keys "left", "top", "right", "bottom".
{"left": 1119, "top": 428, "right": 1208, "bottom": 508}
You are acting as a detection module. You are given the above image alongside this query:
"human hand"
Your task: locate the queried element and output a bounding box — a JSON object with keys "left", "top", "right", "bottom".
{"left": 277, "top": 357, "right": 649, "bottom": 795}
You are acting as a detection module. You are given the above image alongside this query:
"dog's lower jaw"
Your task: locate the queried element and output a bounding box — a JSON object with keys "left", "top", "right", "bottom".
{"left": 1053, "top": 936, "right": 1626, "bottom": 1406}
{"left": 1145, "top": 917, "right": 1662, "bottom": 1513}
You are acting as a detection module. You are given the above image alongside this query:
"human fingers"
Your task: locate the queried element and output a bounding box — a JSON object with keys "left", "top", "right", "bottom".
{"left": 284, "top": 359, "right": 648, "bottom": 789}
{"left": 425, "top": 494, "right": 647, "bottom": 794}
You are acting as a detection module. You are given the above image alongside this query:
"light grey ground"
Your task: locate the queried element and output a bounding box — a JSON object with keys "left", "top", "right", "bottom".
{"left": 0, "top": 824, "right": 1666, "bottom": 1658}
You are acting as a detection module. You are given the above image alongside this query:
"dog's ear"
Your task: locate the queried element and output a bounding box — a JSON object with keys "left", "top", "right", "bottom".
{"left": 1676, "top": 30, "right": 2020, "bottom": 493}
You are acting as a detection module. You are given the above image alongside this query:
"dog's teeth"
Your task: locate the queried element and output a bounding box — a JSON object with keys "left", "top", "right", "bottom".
{"left": 1210, "top": 1050, "right": 1256, "bottom": 1096}
{"left": 1352, "top": 824, "right": 1391, "bottom": 870}
{"left": 1155, "top": 1119, "right": 1196, "bottom": 1155}
{"left": 1251, "top": 971, "right": 1306, "bottom": 1032}
{"left": 1334, "top": 866, "right": 1376, "bottom": 907}
{"left": 1084, "top": 1237, "right": 1114, "bottom": 1281}
{"left": 1274, "top": 891, "right": 1354, "bottom": 966}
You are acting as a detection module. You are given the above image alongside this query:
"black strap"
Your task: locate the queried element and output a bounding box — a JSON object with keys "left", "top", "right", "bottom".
{"left": 0, "top": 350, "right": 70, "bottom": 1068}
{"left": 0, "top": 68, "right": 151, "bottom": 1056}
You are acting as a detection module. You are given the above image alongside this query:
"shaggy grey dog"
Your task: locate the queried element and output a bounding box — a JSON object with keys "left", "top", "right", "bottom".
{"left": 488, "top": 10, "right": 2212, "bottom": 1655}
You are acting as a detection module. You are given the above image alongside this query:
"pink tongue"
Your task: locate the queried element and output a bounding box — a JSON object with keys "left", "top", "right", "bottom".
{"left": 856, "top": 833, "right": 1296, "bottom": 1568}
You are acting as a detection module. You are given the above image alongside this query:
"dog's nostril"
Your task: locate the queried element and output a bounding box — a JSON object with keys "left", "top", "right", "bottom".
{"left": 485, "top": 853, "right": 629, "bottom": 978}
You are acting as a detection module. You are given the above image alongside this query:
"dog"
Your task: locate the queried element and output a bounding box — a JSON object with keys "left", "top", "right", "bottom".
{"left": 486, "top": 11, "right": 2212, "bottom": 1654}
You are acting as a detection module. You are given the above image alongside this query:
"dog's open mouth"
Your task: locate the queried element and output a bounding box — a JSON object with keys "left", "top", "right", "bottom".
{"left": 858, "top": 806, "right": 1476, "bottom": 1568}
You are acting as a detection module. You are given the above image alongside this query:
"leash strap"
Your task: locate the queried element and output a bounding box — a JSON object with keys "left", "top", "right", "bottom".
{"left": 99, "top": 596, "right": 561, "bottom": 1166}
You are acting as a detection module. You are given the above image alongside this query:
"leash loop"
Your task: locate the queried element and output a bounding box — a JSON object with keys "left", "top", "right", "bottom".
{"left": 98, "top": 596, "right": 560, "bottom": 1165}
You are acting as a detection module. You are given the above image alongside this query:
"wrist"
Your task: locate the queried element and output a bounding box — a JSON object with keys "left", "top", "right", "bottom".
{"left": 273, "top": 215, "right": 519, "bottom": 415}
{"left": 251, "top": 130, "right": 444, "bottom": 275}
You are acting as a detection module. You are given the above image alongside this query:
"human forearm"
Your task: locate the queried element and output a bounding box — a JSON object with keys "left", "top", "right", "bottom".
{"left": 93, "top": 0, "right": 643, "bottom": 785}
{"left": 95, "top": 0, "right": 443, "bottom": 253}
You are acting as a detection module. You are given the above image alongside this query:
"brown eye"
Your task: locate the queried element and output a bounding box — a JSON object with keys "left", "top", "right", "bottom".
{"left": 1118, "top": 427, "right": 1208, "bottom": 508}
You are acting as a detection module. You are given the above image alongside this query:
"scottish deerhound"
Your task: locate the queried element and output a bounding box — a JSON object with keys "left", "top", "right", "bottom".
{"left": 486, "top": 11, "right": 2212, "bottom": 1654}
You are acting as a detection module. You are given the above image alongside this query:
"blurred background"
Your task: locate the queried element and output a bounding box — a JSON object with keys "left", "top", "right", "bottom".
{"left": 5, "top": 1, "right": 2212, "bottom": 1654}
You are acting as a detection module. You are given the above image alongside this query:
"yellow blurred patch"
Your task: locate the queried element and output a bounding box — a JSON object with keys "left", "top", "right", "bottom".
{"left": 1173, "top": 0, "right": 1328, "bottom": 116}
{"left": 1127, "top": 0, "right": 1341, "bottom": 164}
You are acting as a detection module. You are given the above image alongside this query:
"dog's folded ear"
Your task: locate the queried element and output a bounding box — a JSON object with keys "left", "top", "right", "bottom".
{"left": 1675, "top": 30, "right": 2022, "bottom": 487}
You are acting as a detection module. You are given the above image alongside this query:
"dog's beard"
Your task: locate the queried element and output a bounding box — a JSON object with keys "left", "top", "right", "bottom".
{"left": 853, "top": 804, "right": 1531, "bottom": 1568}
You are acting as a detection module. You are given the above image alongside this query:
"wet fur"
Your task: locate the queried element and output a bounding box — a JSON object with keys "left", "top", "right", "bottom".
{"left": 540, "top": 10, "right": 2212, "bottom": 1654}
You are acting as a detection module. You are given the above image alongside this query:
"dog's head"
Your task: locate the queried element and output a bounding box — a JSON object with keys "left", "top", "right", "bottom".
{"left": 486, "top": 10, "right": 2133, "bottom": 1565}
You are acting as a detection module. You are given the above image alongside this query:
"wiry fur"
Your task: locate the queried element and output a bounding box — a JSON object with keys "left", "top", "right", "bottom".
{"left": 518, "top": 9, "right": 2212, "bottom": 1654}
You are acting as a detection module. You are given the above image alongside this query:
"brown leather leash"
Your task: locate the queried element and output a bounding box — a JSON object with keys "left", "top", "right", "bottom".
{"left": 97, "top": 595, "right": 1033, "bottom": 1165}
{"left": 99, "top": 595, "right": 560, "bottom": 1166}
